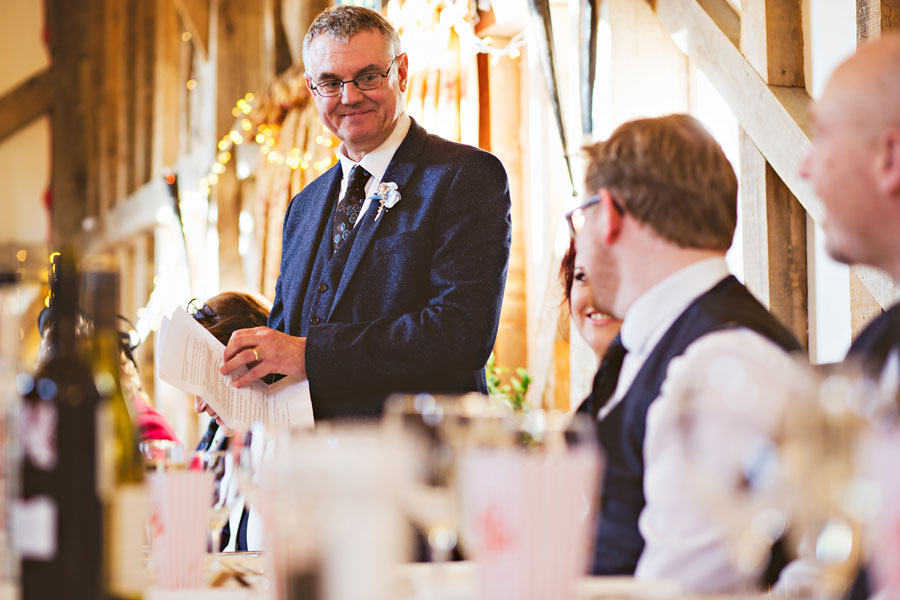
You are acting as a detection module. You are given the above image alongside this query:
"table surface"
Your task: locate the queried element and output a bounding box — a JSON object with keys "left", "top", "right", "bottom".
{"left": 140, "top": 555, "right": 770, "bottom": 600}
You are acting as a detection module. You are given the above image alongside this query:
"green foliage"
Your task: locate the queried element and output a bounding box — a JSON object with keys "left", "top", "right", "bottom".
{"left": 486, "top": 352, "right": 532, "bottom": 412}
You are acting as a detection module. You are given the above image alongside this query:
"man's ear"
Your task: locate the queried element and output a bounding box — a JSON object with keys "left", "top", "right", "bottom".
{"left": 598, "top": 188, "right": 624, "bottom": 244}
{"left": 304, "top": 76, "right": 315, "bottom": 94}
{"left": 396, "top": 53, "right": 409, "bottom": 93}
{"left": 879, "top": 127, "right": 900, "bottom": 197}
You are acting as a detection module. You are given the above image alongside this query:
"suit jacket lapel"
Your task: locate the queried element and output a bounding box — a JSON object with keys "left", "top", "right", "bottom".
{"left": 327, "top": 119, "right": 428, "bottom": 321}
{"left": 287, "top": 163, "right": 341, "bottom": 326}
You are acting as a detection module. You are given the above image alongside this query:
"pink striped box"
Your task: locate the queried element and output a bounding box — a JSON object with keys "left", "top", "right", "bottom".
{"left": 458, "top": 447, "right": 601, "bottom": 600}
{"left": 148, "top": 470, "right": 214, "bottom": 589}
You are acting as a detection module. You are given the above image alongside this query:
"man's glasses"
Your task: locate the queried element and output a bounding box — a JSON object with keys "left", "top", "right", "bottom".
{"left": 564, "top": 192, "right": 624, "bottom": 238}
{"left": 309, "top": 57, "right": 398, "bottom": 97}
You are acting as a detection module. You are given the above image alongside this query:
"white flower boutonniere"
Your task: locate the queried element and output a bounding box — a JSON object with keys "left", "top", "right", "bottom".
{"left": 371, "top": 182, "right": 401, "bottom": 222}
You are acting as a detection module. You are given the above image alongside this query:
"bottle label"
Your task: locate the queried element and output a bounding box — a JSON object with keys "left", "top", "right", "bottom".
{"left": 11, "top": 496, "right": 56, "bottom": 559}
{"left": 95, "top": 405, "right": 114, "bottom": 500}
{"left": 108, "top": 483, "right": 149, "bottom": 595}
{"left": 21, "top": 401, "right": 57, "bottom": 470}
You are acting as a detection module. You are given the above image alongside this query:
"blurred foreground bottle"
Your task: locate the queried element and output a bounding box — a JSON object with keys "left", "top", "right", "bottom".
{"left": 82, "top": 265, "right": 147, "bottom": 600}
{"left": 0, "top": 265, "right": 41, "bottom": 600}
{"left": 16, "top": 252, "right": 103, "bottom": 599}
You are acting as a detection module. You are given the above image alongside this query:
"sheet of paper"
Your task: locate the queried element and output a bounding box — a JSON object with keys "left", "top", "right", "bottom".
{"left": 157, "top": 306, "right": 313, "bottom": 432}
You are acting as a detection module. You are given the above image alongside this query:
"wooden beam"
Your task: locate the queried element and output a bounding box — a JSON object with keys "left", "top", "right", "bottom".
{"left": 740, "top": 0, "right": 803, "bottom": 87}
{"left": 490, "top": 47, "right": 528, "bottom": 390}
{"left": 740, "top": 131, "right": 808, "bottom": 349}
{"left": 99, "top": 177, "right": 169, "bottom": 245}
{"left": 651, "top": 0, "right": 899, "bottom": 311}
{"left": 83, "top": 0, "right": 103, "bottom": 220}
{"left": 123, "top": 0, "right": 138, "bottom": 196}
{"left": 280, "top": 0, "right": 330, "bottom": 68}
{"left": 133, "top": 0, "right": 157, "bottom": 188}
{"left": 651, "top": 0, "right": 821, "bottom": 220}
{"left": 46, "top": 0, "right": 90, "bottom": 247}
{"left": 172, "top": 0, "right": 210, "bottom": 59}
{"left": 737, "top": 0, "right": 807, "bottom": 348}
{"left": 153, "top": 0, "right": 181, "bottom": 175}
{"left": 215, "top": 0, "right": 265, "bottom": 289}
{"left": 0, "top": 67, "right": 55, "bottom": 144}
{"left": 100, "top": 0, "right": 127, "bottom": 210}
{"left": 857, "top": 0, "right": 900, "bottom": 44}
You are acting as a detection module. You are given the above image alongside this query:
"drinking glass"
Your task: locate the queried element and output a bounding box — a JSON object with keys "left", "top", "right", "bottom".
{"left": 139, "top": 439, "right": 185, "bottom": 470}
{"left": 382, "top": 393, "right": 503, "bottom": 562}
{"left": 192, "top": 449, "right": 239, "bottom": 558}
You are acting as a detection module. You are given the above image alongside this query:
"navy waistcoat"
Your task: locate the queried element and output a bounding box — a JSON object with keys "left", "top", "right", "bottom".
{"left": 296, "top": 195, "right": 361, "bottom": 337}
{"left": 591, "top": 275, "right": 801, "bottom": 575}
{"left": 846, "top": 302, "right": 900, "bottom": 377}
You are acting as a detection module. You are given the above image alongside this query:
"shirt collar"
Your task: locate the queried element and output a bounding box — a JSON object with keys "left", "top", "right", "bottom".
{"left": 620, "top": 256, "right": 730, "bottom": 355}
{"left": 338, "top": 112, "right": 411, "bottom": 185}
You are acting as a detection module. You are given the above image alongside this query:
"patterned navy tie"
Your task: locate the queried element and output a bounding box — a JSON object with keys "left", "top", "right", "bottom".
{"left": 332, "top": 164, "right": 371, "bottom": 252}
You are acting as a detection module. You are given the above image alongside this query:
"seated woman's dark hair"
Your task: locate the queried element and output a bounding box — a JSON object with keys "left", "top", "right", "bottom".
{"left": 188, "top": 292, "right": 270, "bottom": 346}
{"left": 559, "top": 238, "right": 577, "bottom": 305}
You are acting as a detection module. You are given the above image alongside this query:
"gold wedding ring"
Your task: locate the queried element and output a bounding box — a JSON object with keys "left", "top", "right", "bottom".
{"left": 251, "top": 347, "right": 259, "bottom": 362}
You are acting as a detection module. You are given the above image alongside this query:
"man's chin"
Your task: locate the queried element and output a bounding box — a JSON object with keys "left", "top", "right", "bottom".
{"left": 824, "top": 237, "right": 857, "bottom": 267}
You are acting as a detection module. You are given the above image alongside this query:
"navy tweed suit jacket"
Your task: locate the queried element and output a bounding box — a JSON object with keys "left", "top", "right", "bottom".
{"left": 267, "top": 119, "right": 512, "bottom": 420}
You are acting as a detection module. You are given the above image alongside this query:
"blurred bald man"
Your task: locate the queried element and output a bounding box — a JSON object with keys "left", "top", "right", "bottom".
{"left": 801, "top": 33, "right": 900, "bottom": 375}
{"left": 797, "top": 33, "right": 900, "bottom": 598}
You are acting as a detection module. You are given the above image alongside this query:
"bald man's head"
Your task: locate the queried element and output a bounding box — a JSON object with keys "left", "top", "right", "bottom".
{"left": 800, "top": 33, "right": 900, "bottom": 278}
{"left": 827, "top": 33, "right": 900, "bottom": 136}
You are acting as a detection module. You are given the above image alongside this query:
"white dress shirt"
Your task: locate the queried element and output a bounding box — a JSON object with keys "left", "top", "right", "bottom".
{"left": 337, "top": 112, "right": 411, "bottom": 228}
{"left": 613, "top": 258, "right": 805, "bottom": 593}
{"left": 601, "top": 257, "right": 732, "bottom": 420}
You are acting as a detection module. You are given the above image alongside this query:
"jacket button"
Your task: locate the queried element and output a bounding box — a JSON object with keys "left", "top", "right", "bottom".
{"left": 311, "top": 316, "right": 321, "bottom": 325}
{"left": 318, "top": 283, "right": 328, "bottom": 293}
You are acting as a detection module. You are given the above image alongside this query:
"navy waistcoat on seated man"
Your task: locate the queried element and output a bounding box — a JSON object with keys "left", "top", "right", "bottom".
{"left": 583, "top": 275, "right": 801, "bottom": 576}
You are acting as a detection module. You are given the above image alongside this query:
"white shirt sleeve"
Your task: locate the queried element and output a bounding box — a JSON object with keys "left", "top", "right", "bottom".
{"left": 635, "top": 329, "right": 808, "bottom": 594}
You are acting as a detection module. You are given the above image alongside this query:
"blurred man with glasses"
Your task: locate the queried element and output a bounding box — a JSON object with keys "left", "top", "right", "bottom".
{"left": 574, "top": 114, "right": 804, "bottom": 592}
{"left": 219, "top": 5, "right": 511, "bottom": 420}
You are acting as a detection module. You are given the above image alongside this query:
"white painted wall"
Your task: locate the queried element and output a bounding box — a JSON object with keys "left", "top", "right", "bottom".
{"left": 0, "top": 0, "right": 50, "bottom": 246}
{"left": 804, "top": 0, "right": 856, "bottom": 363}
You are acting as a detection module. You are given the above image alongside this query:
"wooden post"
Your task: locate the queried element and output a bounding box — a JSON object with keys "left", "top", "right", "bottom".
{"left": 740, "top": 131, "right": 809, "bottom": 347}
{"left": 214, "top": 0, "right": 265, "bottom": 289}
{"left": 738, "top": 0, "right": 809, "bottom": 349}
{"left": 153, "top": 0, "right": 181, "bottom": 177}
{"left": 123, "top": 0, "right": 138, "bottom": 196}
{"left": 46, "top": 0, "right": 90, "bottom": 247}
{"left": 133, "top": 0, "right": 157, "bottom": 189}
{"left": 488, "top": 47, "right": 528, "bottom": 390}
{"left": 741, "top": 0, "right": 804, "bottom": 87}
{"left": 857, "top": 0, "right": 900, "bottom": 44}
{"left": 101, "top": 0, "right": 128, "bottom": 208}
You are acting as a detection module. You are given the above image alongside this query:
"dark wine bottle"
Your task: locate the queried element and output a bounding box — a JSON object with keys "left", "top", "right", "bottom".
{"left": 17, "top": 252, "right": 103, "bottom": 599}
{"left": 82, "top": 266, "right": 146, "bottom": 599}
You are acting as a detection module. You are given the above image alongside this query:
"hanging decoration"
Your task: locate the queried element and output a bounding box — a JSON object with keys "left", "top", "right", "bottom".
{"left": 526, "top": 0, "right": 576, "bottom": 196}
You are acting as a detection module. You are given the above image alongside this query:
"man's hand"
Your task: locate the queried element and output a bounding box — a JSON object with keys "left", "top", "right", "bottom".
{"left": 220, "top": 326, "right": 307, "bottom": 387}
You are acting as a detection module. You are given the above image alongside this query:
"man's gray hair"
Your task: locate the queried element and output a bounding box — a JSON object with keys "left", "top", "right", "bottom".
{"left": 302, "top": 5, "right": 402, "bottom": 73}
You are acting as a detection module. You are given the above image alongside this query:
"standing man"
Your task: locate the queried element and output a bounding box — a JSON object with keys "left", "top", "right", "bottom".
{"left": 221, "top": 6, "right": 511, "bottom": 419}
{"left": 798, "top": 33, "right": 900, "bottom": 598}
{"left": 572, "top": 114, "right": 803, "bottom": 592}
